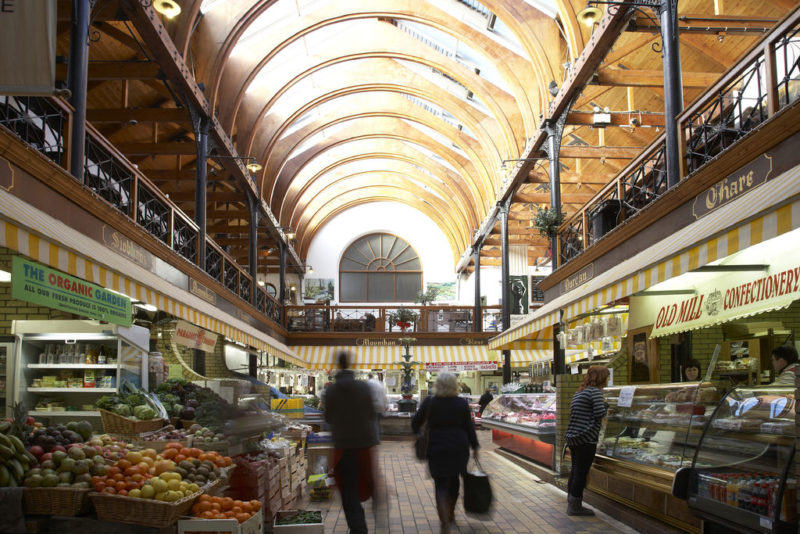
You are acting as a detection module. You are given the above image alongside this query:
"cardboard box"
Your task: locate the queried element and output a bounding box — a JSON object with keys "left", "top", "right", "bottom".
{"left": 177, "top": 510, "right": 262, "bottom": 534}
{"left": 273, "top": 510, "right": 324, "bottom": 533}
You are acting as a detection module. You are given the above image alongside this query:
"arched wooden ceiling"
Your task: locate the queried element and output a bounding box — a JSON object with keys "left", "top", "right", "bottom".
{"left": 60, "top": 0, "right": 795, "bottom": 274}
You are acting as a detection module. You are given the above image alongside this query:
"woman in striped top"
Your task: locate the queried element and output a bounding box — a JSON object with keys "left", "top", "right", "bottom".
{"left": 564, "top": 365, "right": 610, "bottom": 516}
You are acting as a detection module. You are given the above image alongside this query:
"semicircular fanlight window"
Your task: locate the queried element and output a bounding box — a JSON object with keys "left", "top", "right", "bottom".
{"left": 340, "top": 233, "right": 422, "bottom": 302}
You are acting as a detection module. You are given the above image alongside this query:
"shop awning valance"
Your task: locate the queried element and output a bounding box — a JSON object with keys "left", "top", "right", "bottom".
{"left": 489, "top": 163, "right": 800, "bottom": 350}
{"left": 293, "top": 344, "right": 503, "bottom": 370}
{"left": 0, "top": 191, "right": 302, "bottom": 366}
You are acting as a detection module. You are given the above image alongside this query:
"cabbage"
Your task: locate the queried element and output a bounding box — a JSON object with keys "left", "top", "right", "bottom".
{"left": 133, "top": 405, "right": 156, "bottom": 420}
{"left": 112, "top": 404, "right": 132, "bottom": 417}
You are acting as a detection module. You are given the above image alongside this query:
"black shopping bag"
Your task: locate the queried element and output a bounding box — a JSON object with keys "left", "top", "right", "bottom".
{"left": 463, "top": 459, "right": 493, "bottom": 514}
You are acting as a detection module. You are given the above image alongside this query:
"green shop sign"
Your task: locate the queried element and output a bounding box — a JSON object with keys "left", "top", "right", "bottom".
{"left": 11, "top": 257, "right": 131, "bottom": 327}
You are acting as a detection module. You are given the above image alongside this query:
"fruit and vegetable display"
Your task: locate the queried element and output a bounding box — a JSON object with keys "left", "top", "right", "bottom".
{"left": 0, "top": 422, "right": 37, "bottom": 488}
{"left": 24, "top": 420, "right": 92, "bottom": 452}
{"left": 96, "top": 382, "right": 165, "bottom": 421}
{"left": 191, "top": 494, "right": 261, "bottom": 523}
{"left": 275, "top": 510, "right": 322, "bottom": 525}
{"left": 184, "top": 423, "right": 226, "bottom": 444}
{"left": 155, "top": 378, "right": 244, "bottom": 433}
{"left": 139, "top": 425, "right": 191, "bottom": 443}
{"left": 23, "top": 442, "right": 112, "bottom": 489}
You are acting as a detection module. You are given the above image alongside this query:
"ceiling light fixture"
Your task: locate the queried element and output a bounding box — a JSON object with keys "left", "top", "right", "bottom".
{"left": 577, "top": 6, "right": 602, "bottom": 27}
{"left": 150, "top": 0, "right": 182, "bottom": 19}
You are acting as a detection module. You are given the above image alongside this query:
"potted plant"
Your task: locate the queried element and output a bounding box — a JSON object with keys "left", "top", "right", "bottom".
{"left": 533, "top": 206, "right": 566, "bottom": 239}
{"left": 415, "top": 286, "right": 441, "bottom": 306}
{"left": 388, "top": 307, "right": 418, "bottom": 332}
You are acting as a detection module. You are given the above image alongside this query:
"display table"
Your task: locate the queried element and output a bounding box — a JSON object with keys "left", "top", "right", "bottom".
{"left": 381, "top": 412, "right": 414, "bottom": 436}
{"left": 481, "top": 393, "right": 557, "bottom": 469}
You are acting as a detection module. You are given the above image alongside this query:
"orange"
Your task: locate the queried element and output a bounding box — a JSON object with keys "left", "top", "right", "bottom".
{"left": 235, "top": 513, "right": 250, "bottom": 523}
{"left": 231, "top": 506, "right": 242, "bottom": 515}
{"left": 117, "top": 459, "right": 132, "bottom": 470}
{"left": 108, "top": 467, "right": 121, "bottom": 477}
{"left": 198, "top": 494, "right": 212, "bottom": 503}
{"left": 102, "top": 487, "right": 116, "bottom": 494}
{"left": 165, "top": 442, "right": 183, "bottom": 450}
{"left": 210, "top": 502, "right": 221, "bottom": 512}
{"left": 112, "top": 473, "right": 124, "bottom": 482}
{"left": 220, "top": 497, "right": 234, "bottom": 510}
{"left": 249, "top": 500, "right": 261, "bottom": 511}
{"left": 200, "top": 510, "right": 215, "bottom": 519}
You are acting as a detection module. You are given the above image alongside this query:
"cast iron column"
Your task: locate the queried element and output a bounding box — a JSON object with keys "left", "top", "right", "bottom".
{"left": 247, "top": 193, "right": 259, "bottom": 306}
{"left": 67, "top": 0, "right": 91, "bottom": 183}
{"left": 279, "top": 241, "right": 287, "bottom": 316}
{"left": 473, "top": 246, "right": 481, "bottom": 332}
{"left": 660, "top": 0, "right": 683, "bottom": 188}
{"left": 545, "top": 123, "right": 563, "bottom": 269}
{"left": 553, "top": 310, "right": 566, "bottom": 377}
{"left": 193, "top": 115, "right": 209, "bottom": 269}
{"left": 499, "top": 202, "right": 511, "bottom": 384}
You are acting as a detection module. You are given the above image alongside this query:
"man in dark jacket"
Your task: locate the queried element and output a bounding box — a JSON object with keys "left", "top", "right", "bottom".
{"left": 478, "top": 388, "right": 494, "bottom": 416}
{"left": 324, "top": 351, "right": 378, "bottom": 534}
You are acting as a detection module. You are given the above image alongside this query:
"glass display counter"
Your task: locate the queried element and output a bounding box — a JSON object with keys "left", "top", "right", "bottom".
{"left": 481, "top": 393, "right": 556, "bottom": 468}
{"left": 589, "top": 382, "right": 724, "bottom": 533}
{"left": 599, "top": 382, "right": 722, "bottom": 471}
{"left": 676, "top": 385, "right": 797, "bottom": 534}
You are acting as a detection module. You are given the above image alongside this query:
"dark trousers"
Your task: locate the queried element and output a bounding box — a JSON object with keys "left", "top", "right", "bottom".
{"left": 567, "top": 443, "right": 597, "bottom": 499}
{"left": 433, "top": 475, "right": 460, "bottom": 522}
{"left": 337, "top": 449, "right": 368, "bottom": 534}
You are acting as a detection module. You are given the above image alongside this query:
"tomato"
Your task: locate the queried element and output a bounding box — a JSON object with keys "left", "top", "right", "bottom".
{"left": 117, "top": 489, "right": 128, "bottom": 497}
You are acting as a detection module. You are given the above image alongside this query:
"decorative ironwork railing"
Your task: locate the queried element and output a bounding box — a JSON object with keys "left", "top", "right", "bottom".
{"left": 557, "top": 8, "right": 800, "bottom": 267}
{"left": 0, "top": 96, "right": 69, "bottom": 166}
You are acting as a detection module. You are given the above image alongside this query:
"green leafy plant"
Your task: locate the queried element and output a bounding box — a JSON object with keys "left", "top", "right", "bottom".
{"left": 415, "top": 287, "right": 441, "bottom": 305}
{"left": 388, "top": 308, "right": 418, "bottom": 331}
{"left": 533, "top": 206, "right": 566, "bottom": 239}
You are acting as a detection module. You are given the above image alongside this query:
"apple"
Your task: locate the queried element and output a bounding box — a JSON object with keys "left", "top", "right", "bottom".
{"left": 40, "top": 452, "right": 53, "bottom": 462}
{"left": 51, "top": 445, "right": 67, "bottom": 454}
{"left": 25, "top": 416, "right": 35, "bottom": 426}
{"left": 29, "top": 445, "right": 45, "bottom": 459}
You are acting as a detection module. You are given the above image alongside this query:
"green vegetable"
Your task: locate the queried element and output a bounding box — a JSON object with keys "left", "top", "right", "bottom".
{"left": 133, "top": 405, "right": 156, "bottom": 420}
{"left": 112, "top": 404, "right": 132, "bottom": 417}
{"left": 275, "top": 511, "right": 322, "bottom": 525}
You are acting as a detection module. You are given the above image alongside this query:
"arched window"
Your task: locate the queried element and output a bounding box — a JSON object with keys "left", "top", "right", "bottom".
{"left": 339, "top": 233, "right": 422, "bottom": 302}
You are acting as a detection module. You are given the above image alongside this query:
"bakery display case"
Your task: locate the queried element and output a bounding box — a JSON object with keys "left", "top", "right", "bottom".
{"left": 599, "top": 382, "right": 722, "bottom": 471}
{"left": 481, "top": 393, "right": 556, "bottom": 468}
{"left": 676, "top": 385, "right": 797, "bottom": 534}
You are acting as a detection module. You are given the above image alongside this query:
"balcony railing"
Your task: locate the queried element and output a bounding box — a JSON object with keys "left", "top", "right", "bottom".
{"left": 0, "top": 96, "right": 281, "bottom": 325}
{"left": 558, "top": 8, "right": 800, "bottom": 266}
{"left": 285, "top": 305, "right": 504, "bottom": 334}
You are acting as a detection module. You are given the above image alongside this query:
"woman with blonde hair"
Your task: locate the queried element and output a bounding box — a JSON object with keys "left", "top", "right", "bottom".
{"left": 412, "top": 372, "right": 479, "bottom": 534}
{"left": 564, "top": 365, "right": 610, "bottom": 516}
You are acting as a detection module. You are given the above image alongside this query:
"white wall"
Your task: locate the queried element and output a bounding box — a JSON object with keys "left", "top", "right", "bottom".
{"left": 304, "top": 202, "right": 458, "bottom": 303}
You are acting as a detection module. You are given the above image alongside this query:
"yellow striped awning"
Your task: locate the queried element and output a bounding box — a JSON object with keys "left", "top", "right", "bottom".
{"left": 488, "top": 312, "right": 558, "bottom": 350}
{"left": 490, "top": 162, "right": 800, "bottom": 349}
{"left": 293, "top": 344, "right": 501, "bottom": 370}
{"left": 0, "top": 192, "right": 302, "bottom": 366}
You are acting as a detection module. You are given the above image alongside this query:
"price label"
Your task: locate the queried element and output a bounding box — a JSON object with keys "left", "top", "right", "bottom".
{"left": 618, "top": 386, "right": 637, "bottom": 408}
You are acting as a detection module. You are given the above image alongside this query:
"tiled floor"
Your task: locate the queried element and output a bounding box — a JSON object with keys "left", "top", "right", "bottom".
{"left": 293, "top": 430, "right": 640, "bottom": 533}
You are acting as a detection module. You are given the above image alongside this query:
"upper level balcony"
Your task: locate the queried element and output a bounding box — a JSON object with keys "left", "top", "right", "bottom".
{"left": 555, "top": 10, "right": 800, "bottom": 270}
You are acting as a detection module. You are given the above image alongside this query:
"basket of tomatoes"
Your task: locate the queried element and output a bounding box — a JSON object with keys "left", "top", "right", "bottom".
{"left": 176, "top": 495, "right": 263, "bottom": 534}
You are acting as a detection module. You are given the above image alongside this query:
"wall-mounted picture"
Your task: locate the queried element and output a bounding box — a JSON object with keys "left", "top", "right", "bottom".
{"left": 427, "top": 281, "right": 456, "bottom": 301}
{"left": 304, "top": 278, "right": 335, "bottom": 302}
{"left": 509, "top": 275, "right": 529, "bottom": 315}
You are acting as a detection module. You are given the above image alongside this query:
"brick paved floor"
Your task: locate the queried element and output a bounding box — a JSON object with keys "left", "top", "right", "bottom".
{"left": 292, "top": 429, "right": 640, "bottom": 533}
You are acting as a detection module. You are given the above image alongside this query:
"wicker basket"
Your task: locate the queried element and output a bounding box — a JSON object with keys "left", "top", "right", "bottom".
{"left": 23, "top": 487, "right": 91, "bottom": 516}
{"left": 180, "top": 419, "right": 197, "bottom": 430}
{"left": 99, "top": 409, "right": 165, "bottom": 435}
{"left": 89, "top": 491, "right": 200, "bottom": 528}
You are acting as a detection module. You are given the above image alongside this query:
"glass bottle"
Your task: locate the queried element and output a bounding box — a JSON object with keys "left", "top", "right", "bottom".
{"left": 55, "top": 345, "right": 65, "bottom": 365}
{"left": 77, "top": 344, "right": 86, "bottom": 364}
{"left": 38, "top": 344, "right": 47, "bottom": 364}
{"left": 97, "top": 346, "right": 107, "bottom": 365}
{"left": 46, "top": 344, "right": 56, "bottom": 365}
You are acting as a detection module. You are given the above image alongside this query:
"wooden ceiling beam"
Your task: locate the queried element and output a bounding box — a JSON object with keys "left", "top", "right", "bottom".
{"left": 56, "top": 62, "right": 160, "bottom": 80}
{"left": 566, "top": 111, "right": 665, "bottom": 127}
{"left": 527, "top": 171, "right": 617, "bottom": 184}
{"left": 167, "top": 191, "right": 247, "bottom": 203}
{"left": 512, "top": 192, "right": 596, "bottom": 204}
{"left": 86, "top": 107, "right": 190, "bottom": 123}
{"left": 114, "top": 142, "right": 196, "bottom": 155}
{"left": 94, "top": 21, "right": 142, "bottom": 52}
{"left": 595, "top": 70, "right": 721, "bottom": 88}
{"left": 559, "top": 145, "right": 643, "bottom": 159}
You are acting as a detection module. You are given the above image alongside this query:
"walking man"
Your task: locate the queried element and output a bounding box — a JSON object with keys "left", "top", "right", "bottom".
{"left": 324, "top": 351, "right": 378, "bottom": 534}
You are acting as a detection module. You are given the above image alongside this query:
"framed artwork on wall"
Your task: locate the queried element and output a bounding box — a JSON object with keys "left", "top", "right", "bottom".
{"left": 628, "top": 326, "right": 657, "bottom": 383}
{"left": 304, "top": 278, "right": 334, "bottom": 301}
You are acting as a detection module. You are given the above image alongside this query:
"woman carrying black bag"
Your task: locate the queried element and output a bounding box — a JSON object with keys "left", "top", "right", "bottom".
{"left": 564, "top": 365, "right": 609, "bottom": 516}
{"left": 412, "top": 372, "right": 479, "bottom": 534}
